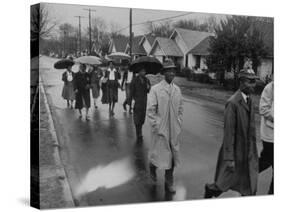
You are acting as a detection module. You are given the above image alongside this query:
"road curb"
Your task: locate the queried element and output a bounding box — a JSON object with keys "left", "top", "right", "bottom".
{"left": 40, "top": 78, "right": 75, "bottom": 208}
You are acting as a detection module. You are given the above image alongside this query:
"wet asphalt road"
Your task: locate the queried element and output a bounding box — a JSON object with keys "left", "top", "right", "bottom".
{"left": 40, "top": 56, "right": 271, "bottom": 207}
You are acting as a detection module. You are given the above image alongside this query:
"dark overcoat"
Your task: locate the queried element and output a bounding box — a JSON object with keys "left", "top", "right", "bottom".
{"left": 214, "top": 90, "right": 259, "bottom": 196}
{"left": 130, "top": 75, "right": 151, "bottom": 126}
{"left": 73, "top": 71, "right": 91, "bottom": 109}
{"left": 103, "top": 69, "right": 121, "bottom": 103}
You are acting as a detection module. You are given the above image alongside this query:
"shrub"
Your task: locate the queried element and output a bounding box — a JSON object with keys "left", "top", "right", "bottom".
{"left": 181, "top": 67, "right": 192, "bottom": 79}
{"left": 192, "top": 73, "right": 212, "bottom": 83}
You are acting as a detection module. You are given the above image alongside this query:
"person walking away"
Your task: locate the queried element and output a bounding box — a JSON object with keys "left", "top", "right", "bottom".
{"left": 73, "top": 64, "right": 91, "bottom": 120}
{"left": 204, "top": 69, "right": 259, "bottom": 198}
{"left": 61, "top": 64, "right": 75, "bottom": 108}
{"left": 104, "top": 61, "right": 121, "bottom": 116}
{"left": 146, "top": 61, "right": 184, "bottom": 194}
{"left": 121, "top": 67, "right": 135, "bottom": 113}
{"left": 259, "top": 79, "right": 274, "bottom": 194}
{"left": 90, "top": 65, "right": 102, "bottom": 109}
{"left": 130, "top": 66, "right": 151, "bottom": 142}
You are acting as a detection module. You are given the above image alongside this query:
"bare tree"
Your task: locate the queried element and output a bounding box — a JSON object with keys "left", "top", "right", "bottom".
{"left": 58, "top": 23, "right": 77, "bottom": 55}
{"left": 30, "top": 4, "right": 56, "bottom": 41}
{"left": 109, "top": 21, "right": 124, "bottom": 38}
{"left": 205, "top": 16, "right": 219, "bottom": 33}
{"left": 145, "top": 20, "right": 173, "bottom": 37}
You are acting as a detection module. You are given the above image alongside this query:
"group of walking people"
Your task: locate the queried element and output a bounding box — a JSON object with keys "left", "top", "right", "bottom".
{"left": 61, "top": 58, "right": 273, "bottom": 197}
{"left": 61, "top": 61, "right": 126, "bottom": 120}
{"left": 61, "top": 63, "right": 101, "bottom": 120}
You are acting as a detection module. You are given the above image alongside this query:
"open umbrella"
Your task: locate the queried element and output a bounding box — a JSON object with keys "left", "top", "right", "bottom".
{"left": 107, "top": 52, "right": 131, "bottom": 60}
{"left": 75, "top": 56, "right": 101, "bottom": 65}
{"left": 130, "top": 56, "right": 162, "bottom": 75}
{"left": 54, "top": 59, "right": 75, "bottom": 69}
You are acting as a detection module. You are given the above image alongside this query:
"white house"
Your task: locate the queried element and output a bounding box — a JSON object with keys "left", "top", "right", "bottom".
{"left": 169, "top": 28, "right": 214, "bottom": 69}
{"left": 108, "top": 37, "right": 129, "bottom": 54}
{"left": 139, "top": 34, "right": 156, "bottom": 55}
{"left": 124, "top": 35, "right": 146, "bottom": 60}
{"left": 149, "top": 37, "right": 183, "bottom": 67}
{"left": 187, "top": 36, "right": 212, "bottom": 70}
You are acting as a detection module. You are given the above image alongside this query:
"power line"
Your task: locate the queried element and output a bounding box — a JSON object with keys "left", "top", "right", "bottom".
{"left": 114, "top": 12, "right": 194, "bottom": 33}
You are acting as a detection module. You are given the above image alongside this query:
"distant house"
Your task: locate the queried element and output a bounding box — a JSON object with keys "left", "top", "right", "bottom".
{"left": 149, "top": 37, "right": 183, "bottom": 67}
{"left": 139, "top": 34, "right": 156, "bottom": 55}
{"left": 187, "top": 36, "right": 213, "bottom": 70}
{"left": 169, "top": 28, "right": 214, "bottom": 69}
{"left": 108, "top": 37, "right": 129, "bottom": 53}
{"left": 253, "top": 20, "right": 273, "bottom": 81}
{"left": 125, "top": 35, "right": 146, "bottom": 60}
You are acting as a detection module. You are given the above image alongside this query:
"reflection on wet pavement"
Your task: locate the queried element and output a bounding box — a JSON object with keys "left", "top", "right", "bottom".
{"left": 75, "top": 157, "right": 135, "bottom": 197}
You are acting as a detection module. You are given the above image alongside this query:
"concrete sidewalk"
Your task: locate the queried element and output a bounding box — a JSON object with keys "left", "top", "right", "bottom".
{"left": 39, "top": 84, "right": 75, "bottom": 209}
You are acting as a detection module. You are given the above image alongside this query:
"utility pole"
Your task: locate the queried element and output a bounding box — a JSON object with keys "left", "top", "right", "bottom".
{"left": 129, "top": 8, "right": 133, "bottom": 62}
{"left": 74, "top": 16, "right": 85, "bottom": 55}
{"left": 83, "top": 8, "right": 96, "bottom": 55}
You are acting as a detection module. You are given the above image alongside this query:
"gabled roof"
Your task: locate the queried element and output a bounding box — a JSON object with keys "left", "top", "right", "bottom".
{"left": 109, "top": 37, "right": 129, "bottom": 53}
{"left": 146, "top": 34, "right": 156, "bottom": 46}
{"left": 125, "top": 36, "right": 147, "bottom": 55}
{"left": 188, "top": 36, "right": 212, "bottom": 56}
{"left": 139, "top": 34, "right": 156, "bottom": 46}
{"left": 170, "top": 28, "right": 214, "bottom": 52}
{"left": 150, "top": 37, "right": 183, "bottom": 57}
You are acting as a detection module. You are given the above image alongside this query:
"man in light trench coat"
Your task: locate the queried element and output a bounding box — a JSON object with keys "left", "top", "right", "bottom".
{"left": 146, "top": 60, "right": 184, "bottom": 193}
{"left": 204, "top": 68, "right": 259, "bottom": 198}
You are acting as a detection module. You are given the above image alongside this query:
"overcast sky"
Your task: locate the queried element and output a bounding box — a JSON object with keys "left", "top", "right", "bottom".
{"left": 44, "top": 2, "right": 227, "bottom": 36}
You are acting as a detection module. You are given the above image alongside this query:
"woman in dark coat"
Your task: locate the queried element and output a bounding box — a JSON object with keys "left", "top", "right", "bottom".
{"left": 61, "top": 65, "right": 75, "bottom": 108}
{"left": 104, "top": 61, "right": 121, "bottom": 116}
{"left": 101, "top": 74, "right": 108, "bottom": 104}
{"left": 73, "top": 64, "right": 91, "bottom": 120}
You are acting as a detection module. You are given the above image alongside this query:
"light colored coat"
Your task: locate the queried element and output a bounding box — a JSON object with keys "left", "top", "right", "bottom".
{"left": 214, "top": 90, "right": 258, "bottom": 195}
{"left": 259, "top": 82, "right": 274, "bottom": 143}
{"left": 146, "top": 80, "right": 184, "bottom": 169}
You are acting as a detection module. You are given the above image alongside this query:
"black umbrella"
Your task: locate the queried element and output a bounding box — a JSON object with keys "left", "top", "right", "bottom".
{"left": 54, "top": 59, "right": 75, "bottom": 69}
{"left": 129, "top": 56, "right": 163, "bottom": 75}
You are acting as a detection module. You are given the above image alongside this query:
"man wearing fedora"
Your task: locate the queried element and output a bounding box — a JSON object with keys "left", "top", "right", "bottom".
{"left": 204, "top": 68, "right": 259, "bottom": 198}
{"left": 146, "top": 60, "right": 184, "bottom": 193}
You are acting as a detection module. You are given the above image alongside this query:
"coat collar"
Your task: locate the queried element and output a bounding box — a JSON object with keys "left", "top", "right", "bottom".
{"left": 160, "top": 80, "right": 175, "bottom": 95}
{"left": 161, "top": 79, "right": 174, "bottom": 88}
{"left": 235, "top": 89, "right": 250, "bottom": 111}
